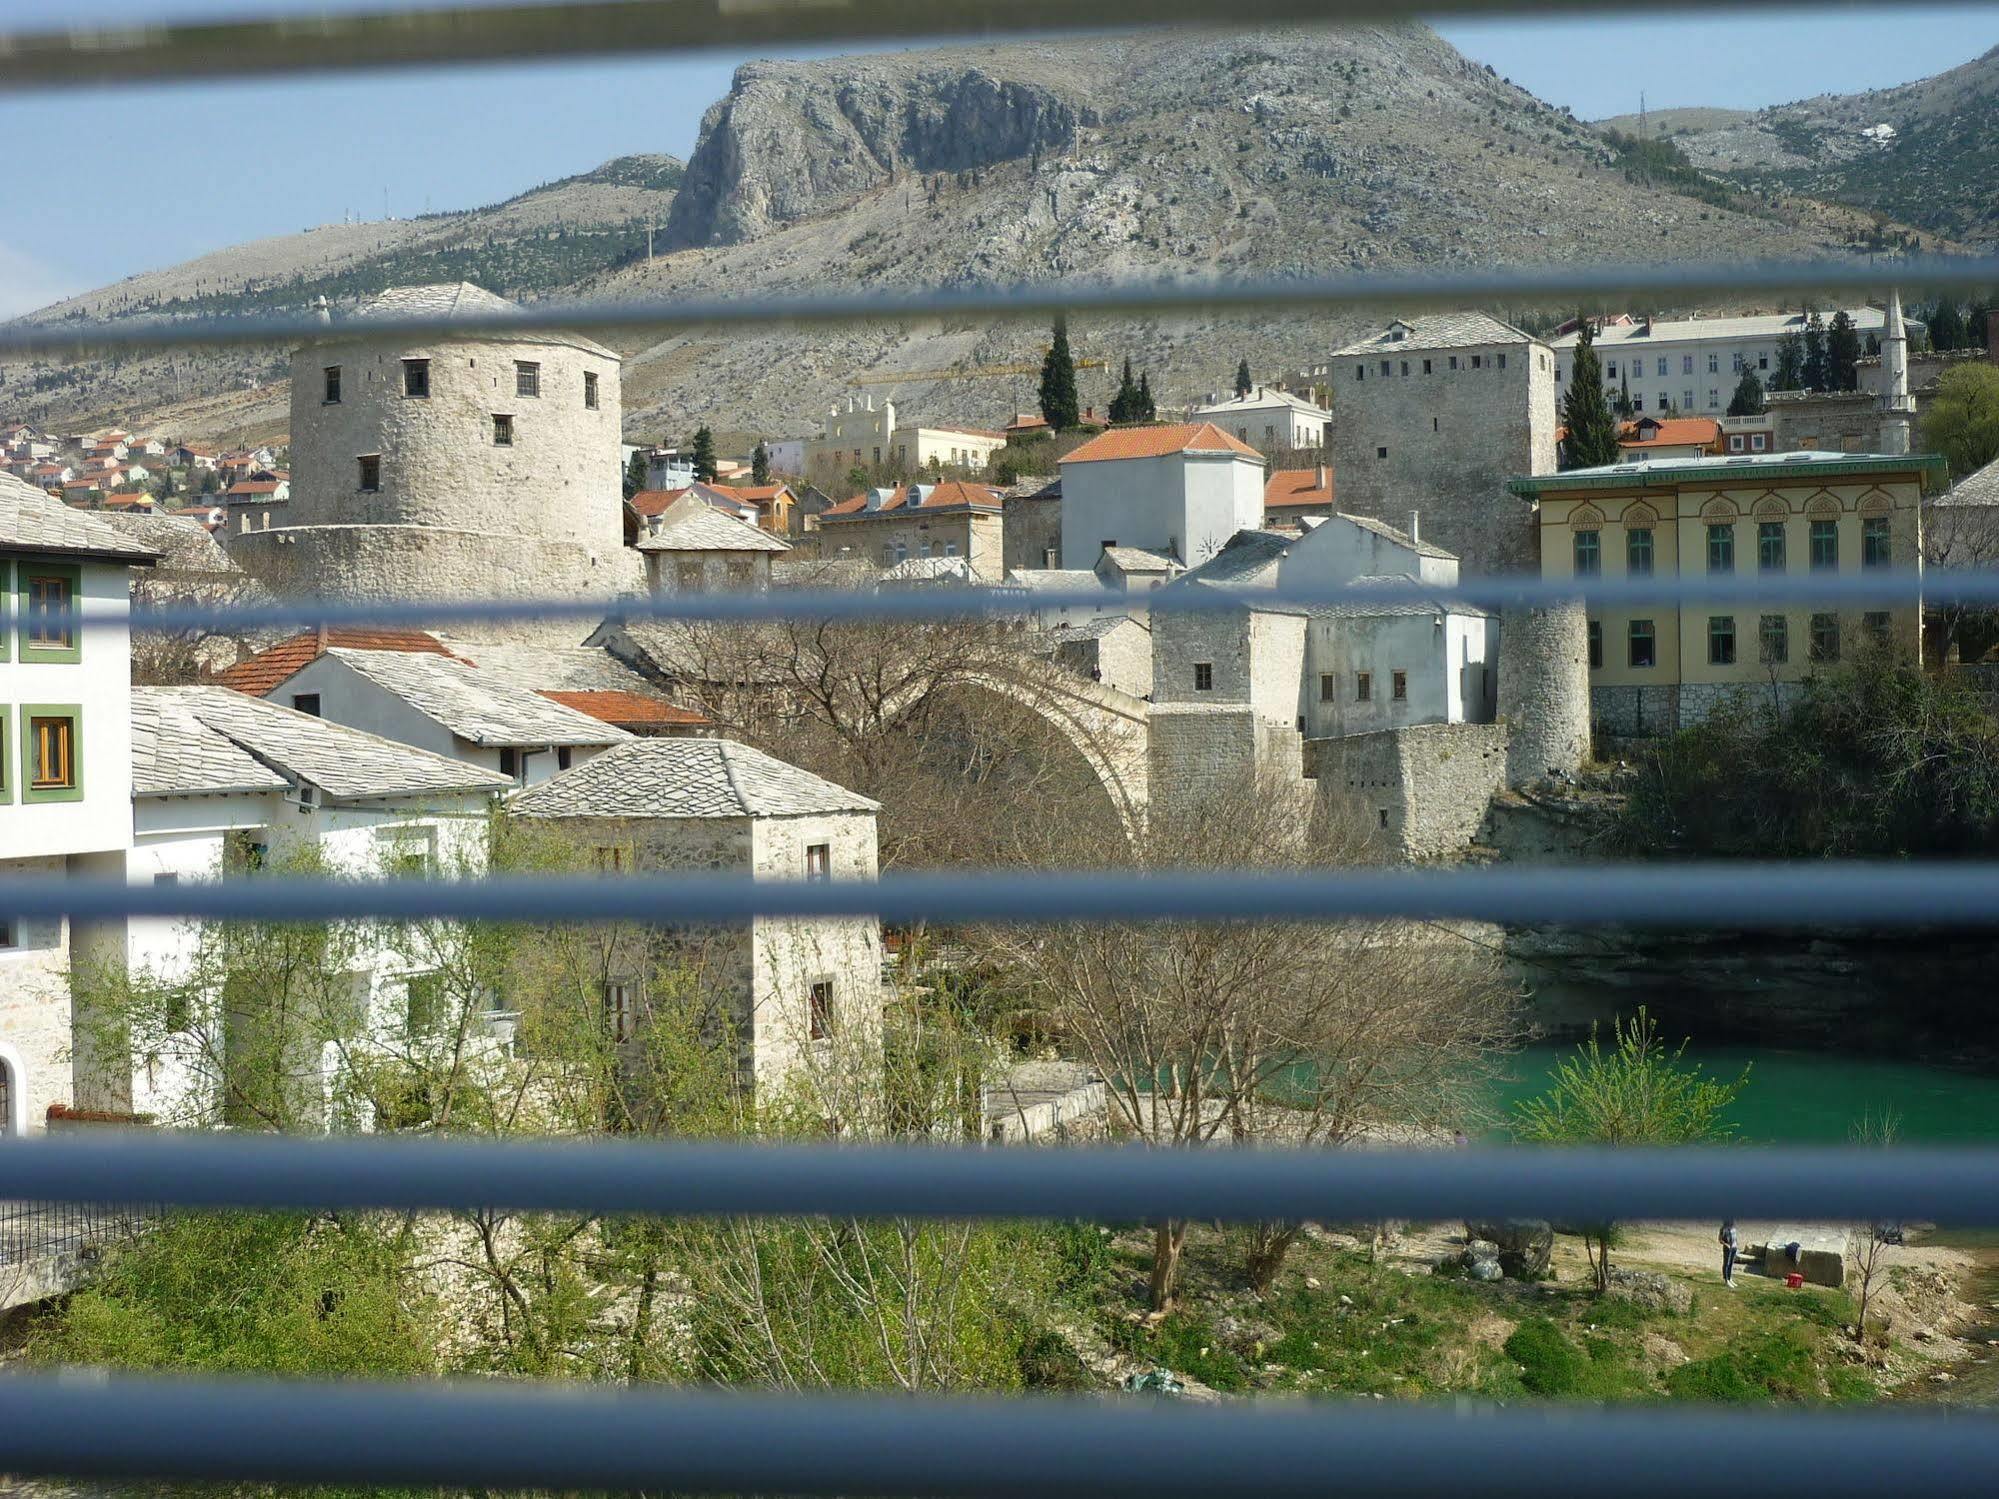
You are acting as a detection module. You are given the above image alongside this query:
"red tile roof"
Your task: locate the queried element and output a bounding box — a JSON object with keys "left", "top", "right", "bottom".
{"left": 1264, "top": 466, "right": 1335, "bottom": 510}
{"left": 820, "top": 479, "right": 1003, "bottom": 519}
{"left": 1059, "top": 422, "right": 1261, "bottom": 464}
{"left": 227, "top": 479, "right": 285, "bottom": 496}
{"left": 219, "top": 629, "right": 463, "bottom": 696}
{"left": 1618, "top": 417, "right": 1722, "bottom": 448}
{"left": 727, "top": 484, "right": 792, "bottom": 502}
{"left": 630, "top": 487, "right": 689, "bottom": 518}
{"left": 537, "top": 690, "right": 708, "bottom": 729}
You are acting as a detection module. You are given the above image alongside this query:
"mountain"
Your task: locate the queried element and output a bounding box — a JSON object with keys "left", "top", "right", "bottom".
{"left": 1602, "top": 45, "right": 1999, "bottom": 245}
{"left": 0, "top": 26, "right": 1974, "bottom": 447}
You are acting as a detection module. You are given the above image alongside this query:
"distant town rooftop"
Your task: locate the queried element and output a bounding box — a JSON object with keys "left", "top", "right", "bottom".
{"left": 1333, "top": 312, "right": 1540, "bottom": 357}
{"left": 1508, "top": 449, "right": 1948, "bottom": 496}
{"left": 1549, "top": 306, "right": 1912, "bottom": 349}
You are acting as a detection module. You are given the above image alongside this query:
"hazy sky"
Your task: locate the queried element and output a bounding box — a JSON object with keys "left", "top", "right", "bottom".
{"left": 1, "top": 3, "right": 1992, "bottom": 317}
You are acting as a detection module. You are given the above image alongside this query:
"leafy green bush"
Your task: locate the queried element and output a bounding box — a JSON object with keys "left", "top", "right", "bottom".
{"left": 1504, "top": 1317, "right": 1586, "bottom": 1396}
{"left": 1617, "top": 656, "right": 1999, "bottom": 859}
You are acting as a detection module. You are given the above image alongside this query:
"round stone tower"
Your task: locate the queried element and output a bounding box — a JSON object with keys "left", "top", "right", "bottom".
{"left": 234, "top": 282, "right": 642, "bottom": 639}
{"left": 1496, "top": 602, "right": 1591, "bottom": 787}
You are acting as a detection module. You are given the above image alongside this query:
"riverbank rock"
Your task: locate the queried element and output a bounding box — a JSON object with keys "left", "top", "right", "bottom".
{"left": 1436, "top": 1240, "right": 1504, "bottom": 1281}
{"left": 1605, "top": 1268, "right": 1693, "bottom": 1316}
{"left": 1466, "top": 1219, "right": 1554, "bottom": 1279}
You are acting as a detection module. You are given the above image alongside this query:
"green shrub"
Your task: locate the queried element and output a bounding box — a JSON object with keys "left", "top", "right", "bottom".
{"left": 1504, "top": 1316, "right": 1586, "bottom": 1396}
{"left": 1664, "top": 1326, "right": 1826, "bottom": 1403}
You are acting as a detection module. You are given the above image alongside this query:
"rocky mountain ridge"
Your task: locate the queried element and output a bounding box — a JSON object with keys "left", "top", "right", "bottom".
{"left": 1, "top": 26, "right": 1979, "bottom": 447}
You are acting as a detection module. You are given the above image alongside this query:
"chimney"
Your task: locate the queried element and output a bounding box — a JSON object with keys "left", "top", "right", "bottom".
{"left": 1316, "top": 464, "right": 1329, "bottom": 491}
{"left": 1408, "top": 511, "right": 1420, "bottom": 542}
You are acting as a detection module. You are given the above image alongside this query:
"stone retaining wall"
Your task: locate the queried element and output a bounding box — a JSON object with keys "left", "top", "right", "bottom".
{"left": 1309, "top": 721, "right": 1510, "bottom": 862}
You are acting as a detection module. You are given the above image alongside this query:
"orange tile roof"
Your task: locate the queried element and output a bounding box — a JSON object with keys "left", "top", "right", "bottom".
{"left": 219, "top": 629, "right": 462, "bottom": 696}
{"left": 537, "top": 690, "right": 708, "bottom": 729}
{"left": 727, "top": 483, "right": 792, "bottom": 502}
{"left": 1264, "top": 466, "right": 1335, "bottom": 510}
{"left": 630, "top": 487, "right": 690, "bottom": 518}
{"left": 1618, "top": 417, "right": 1722, "bottom": 448}
{"left": 227, "top": 479, "right": 285, "bottom": 496}
{"left": 1059, "top": 422, "right": 1261, "bottom": 465}
{"left": 820, "top": 479, "right": 1003, "bottom": 519}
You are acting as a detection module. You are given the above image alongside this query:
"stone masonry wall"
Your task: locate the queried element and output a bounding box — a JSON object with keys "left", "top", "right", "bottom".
{"left": 0, "top": 859, "right": 72, "bottom": 1134}
{"left": 1002, "top": 492, "right": 1063, "bottom": 573}
{"left": 1497, "top": 602, "right": 1590, "bottom": 785}
{"left": 1309, "top": 722, "right": 1509, "bottom": 862}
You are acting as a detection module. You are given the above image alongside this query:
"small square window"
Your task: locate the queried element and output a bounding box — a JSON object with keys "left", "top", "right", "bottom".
{"left": 323, "top": 366, "right": 341, "bottom": 403}
{"left": 605, "top": 981, "right": 636, "bottom": 1043}
{"left": 515, "top": 361, "right": 540, "bottom": 398}
{"left": 1356, "top": 671, "right": 1372, "bottom": 702}
{"left": 1376, "top": 446, "right": 1388, "bottom": 459}
{"left": 583, "top": 371, "right": 599, "bottom": 410}
{"left": 1758, "top": 613, "right": 1789, "bottom": 665}
{"left": 809, "top": 980, "right": 834, "bottom": 1041}
{"left": 493, "top": 414, "right": 514, "bottom": 446}
{"left": 402, "top": 359, "right": 430, "bottom": 398}
{"left": 1391, "top": 670, "right": 1407, "bottom": 701}
{"left": 805, "top": 843, "right": 831, "bottom": 881}
{"left": 1193, "top": 662, "right": 1214, "bottom": 692}
{"left": 291, "top": 693, "right": 320, "bottom": 717}
{"left": 358, "top": 455, "right": 381, "bottom": 492}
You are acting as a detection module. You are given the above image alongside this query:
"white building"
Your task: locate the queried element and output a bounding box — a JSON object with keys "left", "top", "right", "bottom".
{"left": 243, "top": 643, "right": 631, "bottom": 787}
{"left": 71, "top": 687, "right": 510, "bottom": 1127}
{"left": 1549, "top": 307, "right": 1914, "bottom": 417}
{"left": 804, "top": 396, "right": 1007, "bottom": 482}
{"left": 1058, "top": 423, "right": 1266, "bottom": 569}
{"left": 1, "top": 475, "right": 155, "bottom": 1136}
{"left": 1192, "top": 386, "right": 1330, "bottom": 450}
{"left": 504, "top": 738, "right": 883, "bottom": 1102}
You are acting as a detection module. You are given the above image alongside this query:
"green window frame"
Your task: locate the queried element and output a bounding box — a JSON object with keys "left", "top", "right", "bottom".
{"left": 1809, "top": 519, "right": 1839, "bottom": 571}
{"left": 1706, "top": 523, "right": 1734, "bottom": 575}
{"left": 0, "top": 558, "right": 11, "bottom": 662}
{"left": 1758, "top": 613, "right": 1789, "bottom": 665}
{"left": 1810, "top": 613, "right": 1841, "bottom": 663}
{"left": 1757, "top": 521, "right": 1786, "bottom": 573}
{"left": 1708, "top": 616, "right": 1736, "bottom": 666}
{"left": 1626, "top": 528, "right": 1653, "bottom": 576}
{"left": 1572, "top": 530, "right": 1601, "bottom": 576}
{"left": 21, "top": 704, "right": 83, "bottom": 803}
{"left": 1862, "top": 516, "right": 1892, "bottom": 569}
{"left": 18, "top": 562, "right": 81, "bottom": 663}
{"left": 0, "top": 708, "right": 11, "bottom": 805}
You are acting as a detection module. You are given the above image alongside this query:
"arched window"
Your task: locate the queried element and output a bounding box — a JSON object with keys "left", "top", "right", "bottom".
{"left": 0, "top": 1045, "right": 22, "bottom": 1137}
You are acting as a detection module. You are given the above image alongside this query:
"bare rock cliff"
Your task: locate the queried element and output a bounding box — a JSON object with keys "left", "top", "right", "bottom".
{"left": 667, "top": 55, "right": 1094, "bottom": 248}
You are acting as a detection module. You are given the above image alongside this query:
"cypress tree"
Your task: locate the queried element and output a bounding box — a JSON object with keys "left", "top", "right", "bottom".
{"left": 1616, "top": 371, "right": 1634, "bottom": 419}
{"left": 691, "top": 425, "right": 718, "bottom": 483}
{"left": 1138, "top": 370, "right": 1157, "bottom": 421}
{"left": 1773, "top": 332, "right": 1805, "bottom": 392}
{"left": 751, "top": 440, "right": 771, "bottom": 485}
{"left": 1928, "top": 299, "right": 1966, "bottom": 352}
{"left": 1108, "top": 358, "right": 1139, "bottom": 424}
{"left": 624, "top": 449, "right": 647, "bottom": 500}
{"left": 1827, "top": 310, "right": 1861, "bottom": 392}
{"left": 1727, "top": 370, "right": 1766, "bottom": 417}
{"left": 1560, "top": 318, "right": 1621, "bottom": 470}
{"left": 1802, "top": 309, "right": 1829, "bottom": 392}
{"left": 1235, "top": 359, "right": 1253, "bottom": 398}
{"left": 1038, "top": 316, "right": 1080, "bottom": 431}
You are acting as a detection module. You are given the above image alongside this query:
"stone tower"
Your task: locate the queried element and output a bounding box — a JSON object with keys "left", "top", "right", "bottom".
{"left": 1496, "top": 602, "right": 1591, "bottom": 786}
{"left": 1327, "top": 312, "right": 1556, "bottom": 575}
{"left": 235, "top": 282, "right": 642, "bottom": 638}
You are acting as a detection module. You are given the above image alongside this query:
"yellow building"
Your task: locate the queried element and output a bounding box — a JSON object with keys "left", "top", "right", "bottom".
{"left": 1509, "top": 451, "right": 1946, "bottom": 735}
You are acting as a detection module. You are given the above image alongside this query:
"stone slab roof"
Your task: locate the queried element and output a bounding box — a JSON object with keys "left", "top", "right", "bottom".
{"left": 1334, "top": 313, "right": 1538, "bottom": 357}
{"left": 93, "top": 512, "right": 240, "bottom": 574}
{"left": 1194, "top": 387, "right": 1330, "bottom": 417}
{"left": 135, "top": 686, "right": 511, "bottom": 801}
{"left": 1172, "top": 530, "right": 1293, "bottom": 588}
{"left": 1303, "top": 575, "right": 1491, "bottom": 621}
{"left": 1335, "top": 511, "right": 1456, "bottom": 561}
{"left": 1550, "top": 307, "right": 1894, "bottom": 350}
{"left": 434, "top": 637, "right": 669, "bottom": 696}
{"left": 1003, "top": 568, "right": 1103, "bottom": 592}
{"left": 637, "top": 498, "right": 791, "bottom": 553}
{"left": 327, "top": 648, "right": 632, "bottom": 748}
{"left": 507, "top": 738, "right": 879, "bottom": 820}
{"left": 0, "top": 472, "right": 158, "bottom": 563}
{"left": 343, "top": 281, "right": 617, "bottom": 359}
{"left": 1939, "top": 456, "right": 1999, "bottom": 508}
{"left": 1100, "top": 546, "right": 1178, "bottom": 572}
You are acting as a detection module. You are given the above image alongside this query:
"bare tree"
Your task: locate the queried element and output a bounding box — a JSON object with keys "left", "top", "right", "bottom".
{"left": 975, "top": 767, "right": 1518, "bottom": 1309}
{"left": 1848, "top": 1107, "right": 1902, "bottom": 1348}
{"left": 1923, "top": 492, "right": 1999, "bottom": 664}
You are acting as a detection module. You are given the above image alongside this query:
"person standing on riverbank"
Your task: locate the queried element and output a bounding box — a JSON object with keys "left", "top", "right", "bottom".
{"left": 1720, "top": 1220, "right": 1740, "bottom": 1287}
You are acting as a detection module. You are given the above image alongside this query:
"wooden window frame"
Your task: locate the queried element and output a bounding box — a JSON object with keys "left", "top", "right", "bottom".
{"left": 22, "top": 704, "right": 83, "bottom": 803}
{"left": 493, "top": 414, "right": 515, "bottom": 447}
{"left": 323, "top": 365, "right": 342, "bottom": 404}
{"left": 808, "top": 980, "right": 834, "bottom": 1042}
{"left": 583, "top": 370, "right": 600, "bottom": 410}
{"left": 1356, "top": 671, "right": 1372, "bottom": 702}
{"left": 805, "top": 843, "right": 831, "bottom": 882}
{"left": 515, "top": 361, "right": 541, "bottom": 399}
{"left": 19, "top": 562, "right": 81, "bottom": 663}
{"left": 1391, "top": 669, "right": 1408, "bottom": 701}
{"left": 402, "top": 358, "right": 430, "bottom": 399}
{"left": 358, "top": 454, "right": 381, "bottom": 492}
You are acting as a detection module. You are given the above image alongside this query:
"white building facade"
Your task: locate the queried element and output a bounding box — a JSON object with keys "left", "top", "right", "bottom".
{"left": 1192, "top": 386, "right": 1330, "bottom": 450}
{"left": 1058, "top": 424, "right": 1266, "bottom": 569}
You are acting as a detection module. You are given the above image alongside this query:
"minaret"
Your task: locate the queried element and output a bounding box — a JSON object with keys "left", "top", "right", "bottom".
{"left": 1880, "top": 287, "right": 1913, "bottom": 456}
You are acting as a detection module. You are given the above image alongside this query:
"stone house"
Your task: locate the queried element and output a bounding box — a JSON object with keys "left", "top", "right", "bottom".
{"left": 1000, "top": 477, "right": 1062, "bottom": 573}
{"left": 1328, "top": 313, "right": 1555, "bottom": 573}
{"left": 1058, "top": 423, "right": 1264, "bottom": 569}
{"left": 70, "top": 687, "right": 510, "bottom": 1128}
{"left": 246, "top": 645, "right": 631, "bottom": 786}
{"left": 1, "top": 476, "right": 156, "bottom": 1136}
{"left": 636, "top": 490, "right": 790, "bottom": 594}
{"left": 804, "top": 396, "right": 1005, "bottom": 482}
{"left": 813, "top": 480, "right": 1005, "bottom": 580}
{"left": 1263, "top": 465, "right": 1335, "bottom": 528}
{"left": 504, "top": 738, "right": 883, "bottom": 1102}
{"left": 1514, "top": 449, "right": 1946, "bottom": 734}
{"left": 1037, "top": 614, "right": 1153, "bottom": 699}
{"left": 1192, "top": 385, "right": 1331, "bottom": 452}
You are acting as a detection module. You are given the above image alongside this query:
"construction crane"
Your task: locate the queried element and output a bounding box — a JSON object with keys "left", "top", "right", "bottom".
{"left": 848, "top": 358, "right": 1105, "bottom": 386}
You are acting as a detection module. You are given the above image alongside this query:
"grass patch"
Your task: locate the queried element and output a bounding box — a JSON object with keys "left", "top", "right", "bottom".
{"left": 1664, "top": 1325, "right": 1860, "bottom": 1403}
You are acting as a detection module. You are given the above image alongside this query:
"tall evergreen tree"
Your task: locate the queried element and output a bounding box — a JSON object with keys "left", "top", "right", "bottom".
{"left": 1827, "top": 310, "right": 1861, "bottom": 392}
{"left": 1927, "top": 298, "right": 1967, "bottom": 352}
{"left": 691, "top": 425, "right": 718, "bottom": 483}
{"left": 624, "top": 449, "right": 648, "bottom": 500}
{"left": 1234, "top": 359, "right": 1253, "bottom": 398}
{"left": 1615, "top": 372, "right": 1634, "bottom": 419}
{"left": 1038, "top": 317, "right": 1080, "bottom": 431}
{"left": 1560, "top": 318, "right": 1621, "bottom": 470}
{"left": 1727, "top": 370, "right": 1766, "bottom": 417}
{"left": 1772, "top": 332, "right": 1805, "bottom": 392}
{"left": 1802, "top": 309, "right": 1829, "bottom": 392}
{"left": 751, "top": 441, "right": 771, "bottom": 485}
{"left": 1108, "top": 358, "right": 1140, "bottom": 425}
{"left": 1138, "top": 370, "right": 1157, "bottom": 421}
